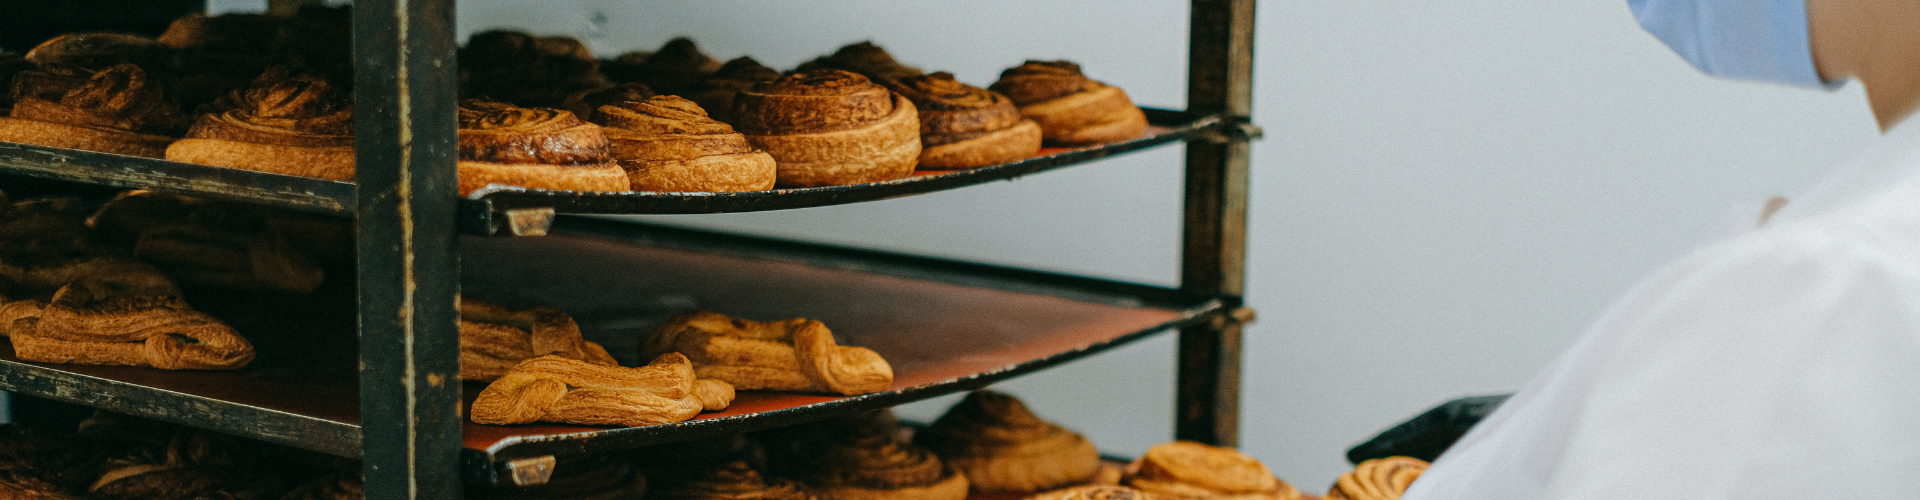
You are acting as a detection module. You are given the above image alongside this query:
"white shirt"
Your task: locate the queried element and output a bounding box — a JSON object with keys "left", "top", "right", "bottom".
{"left": 1403, "top": 117, "right": 1920, "bottom": 499}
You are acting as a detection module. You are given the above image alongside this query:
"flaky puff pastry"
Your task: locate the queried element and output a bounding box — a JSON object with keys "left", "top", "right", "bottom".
{"left": 988, "top": 61, "right": 1147, "bottom": 146}
{"left": 883, "top": 72, "right": 1041, "bottom": 170}
{"left": 0, "top": 63, "right": 184, "bottom": 158}
{"left": 731, "top": 69, "right": 920, "bottom": 187}
{"left": 470, "top": 353, "right": 736, "bottom": 427}
{"left": 1321, "top": 457, "right": 1425, "bottom": 500}
{"left": 795, "top": 416, "right": 968, "bottom": 500}
{"left": 1122, "top": 442, "right": 1299, "bottom": 500}
{"left": 650, "top": 461, "right": 816, "bottom": 500}
{"left": 459, "top": 299, "right": 617, "bottom": 382}
{"left": 1, "top": 266, "right": 254, "bottom": 370}
{"left": 457, "top": 101, "right": 631, "bottom": 195}
{"left": 641, "top": 311, "right": 893, "bottom": 396}
{"left": 165, "top": 70, "right": 356, "bottom": 181}
{"left": 593, "top": 96, "right": 776, "bottom": 193}
{"left": 914, "top": 391, "right": 1100, "bottom": 493}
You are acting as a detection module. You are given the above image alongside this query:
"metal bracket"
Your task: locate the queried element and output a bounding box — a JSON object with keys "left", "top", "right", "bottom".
{"left": 503, "top": 207, "right": 556, "bottom": 237}
{"left": 1208, "top": 306, "right": 1258, "bottom": 330}
{"left": 1199, "top": 116, "right": 1264, "bottom": 144}
{"left": 506, "top": 455, "right": 556, "bottom": 487}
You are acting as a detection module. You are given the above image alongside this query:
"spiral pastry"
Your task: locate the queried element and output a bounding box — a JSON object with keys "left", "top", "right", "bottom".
{"left": 456, "top": 100, "right": 630, "bottom": 195}
{"left": 3, "top": 267, "right": 256, "bottom": 371}
{"left": 1321, "top": 457, "right": 1425, "bottom": 500}
{"left": 0, "top": 64, "right": 183, "bottom": 158}
{"left": 164, "top": 71, "right": 356, "bottom": 181}
{"left": 795, "top": 42, "right": 924, "bottom": 83}
{"left": 795, "top": 417, "right": 968, "bottom": 500}
{"left": 592, "top": 96, "right": 776, "bottom": 192}
{"left": 14, "top": 32, "right": 171, "bottom": 102}
{"left": 884, "top": 72, "right": 1042, "bottom": 169}
{"left": 459, "top": 30, "right": 607, "bottom": 109}
{"left": 470, "top": 353, "right": 737, "bottom": 427}
{"left": 560, "top": 82, "right": 655, "bottom": 122}
{"left": 641, "top": 310, "right": 893, "bottom": 396}
{"left": 458, "top": 298, "right": 618, "bottom": 382}
{"left": 1122, "top": 442, "right": 1299, "bottom": 500}
{"left": 1025, "top": 485, "right": 1161, "bottom": 500}
{"left": 687, "top": 56, "right": 780, "bottom": 124}
{"left": 651, "top": 461, "right": 815, "bottom": 500}
{"left": 914, "top": 391, "right": 1100, "bottom": 493}
{"left": 988, "top": 61, "right": 1148, "bottom": 146}
{"left": 732, "top": 69, "right": 920, "bottom": 187}
{"left": 607, "top": 37, "right": 724, "bottom": 97}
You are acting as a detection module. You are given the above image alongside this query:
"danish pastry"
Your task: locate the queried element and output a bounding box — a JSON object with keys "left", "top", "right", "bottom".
{"left": 1321, "top": 457, "right": 1426, "bottom": 500}
{"left": 731, "top": 69, "right": 920, "bottom": 187}
{"left": 457, "top": 100, "right": 630, "bottom": 195}
{"left": 914, "top": 391, "right": 1101, "bottom": 493}
{"left": 594, "top": 96, "right": 776, "bottom": 192}
{"left": 459, "top": 298, "right": 617, "bottom": 382}
{"left": 2, "top": 268, "right": 256, "bottom": 370}
{"left": 0, "top": 64, "right": 184, "bottom": 158}
{"left": 1122, "top": 442, "right": 1299, "bottom": 500}
{"left": 988, "top": 61, "right": 1147, "bottom": 146}
{"left": 165, "top": 70, "right": 356, "bottom": 181}
{"left": 470, "top": 353, "right": 736, "bottom": 427}
{"left": 883, "top": 72, "right": 1041, "bottom": 169}
{"left": 641, "top": 310, "right": 893, "bottom": 396}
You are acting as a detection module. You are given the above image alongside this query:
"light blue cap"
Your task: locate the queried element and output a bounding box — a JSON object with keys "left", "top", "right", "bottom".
{"left": 1628, "top": 0, "right": 1843, "bottom": 89}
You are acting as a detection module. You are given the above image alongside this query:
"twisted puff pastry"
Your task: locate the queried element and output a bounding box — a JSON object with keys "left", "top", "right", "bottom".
{"left": 731, "top": 69, "right": 920, "bottom": 187}
{"left": 988, "top": 61, "right": 1147, "bottom": 146}
{"left": 0, "top": 64, "right": 184, "bottom": 158}
{"left": 883, "top": 72, "right": 1041, "bottom": 169}
{"left": 2, "top": 266, "right": 255, "bottom": 371}
{"left": 1321, "top": 457, "right": 1425, "bottom": 500}
{"left": 457, "top": 101, "right": 631, "bottom": 195}
{"left": 459, "top": 298, "right": 617, "bottom": 382}
{"left": 641, "top": 311, "right": 893, "bottom": 396}
{"left": 594, "top": 96, "right": 776, "bottom": 192}
{"left": 165, "top": 70, "right": 356, "bottom": 181}
{"left": 1122, "top": 442, "right": 1299, "bottom": 500}
{"left": 470, "top": 353, "right": 735, "bottom": 427}
{"left": 914, "top": 391, "right": 1101, "bottom": 493}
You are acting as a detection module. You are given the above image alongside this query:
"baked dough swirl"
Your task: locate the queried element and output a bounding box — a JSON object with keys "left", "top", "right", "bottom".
{"left": 594, "top": 96, "right": 776, "bottom": 192}
{"left": 1122, "top": 442, "right": 1299, "bottom": 500}
{"left": 459, "top": 298, "right": 618, "bottom": 382}
{"left": 2, "top": 269, "right": 256, "bottom": 370}
{"left": 166, "top": 71, "right": 357, "bottom": 181}
{"left": 470, "top": 353, "right": 736, "bottom": 427}
{"left": 732, "top": 69, "right": 920, "bottom": 187}
{"left": 914, "top": 390, "right": 1101, "bottom": 493}
{"left": 795, "top": 42, "right": 924, "bottom": 82}
{"left": 688, "top": 57, "right": 780, "bottom": 124}
{"left": 0, "top": 64, "right": 183, "bottom": 158}
{"left": 641, "top": 310, "right": 893, "bottom": 396}
{"left": 884, "top": 72, "right": 1041, "bottom": 169}
{"left": 988, "top": 61, "right": 1148, "bottom": 146}
{"left": 1321, "top": 457, "right": 1426, "bottom": 500}
{"left": 795, "top": 417, "right": 968, "bottom": 500}
{"left": 651, "top": 461, "right": 816, "bottom": 500}
{"left": 456, "top": 101, "right": 631, "bottom": 195}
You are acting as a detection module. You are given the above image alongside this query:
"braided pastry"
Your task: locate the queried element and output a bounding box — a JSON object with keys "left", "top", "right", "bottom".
{"left": 459, "top": 298, "right": 617, "bottom": 382}
{"left": 731, "top": 69, "right": 920, "bottom": 187}
{"left": 641, "top": 310, "right": 893, "bottom": 396}
{"left": 988, "top": 61, "right": 1147, "bottom": 146}
{"left": 470, "top": 353, "right": 736, "bottom": 427}
{"left": 457, "top": 101, "right": 630, "bottom": 195}
{"left": 883, "top": 72, "right": 1041, "bottom": 169}
{"left": 1321, "top": 457, "right": 1426, "bottom": 500}
{"left": 914, "top": 391, "right": 1101, "bottom": 493}
{"left": 3, "top": 267, "right": 255, "bottom": 370}
{"left": 649, "top": 461, "right": 815, "bottom": 500}
{"left": 594, "top": 95, "right": 776, "bottom": 192}
{"left": 0, "top": 64, "right": 184, "bottom": 158}
{"left": 165, "top": 70, "right": 356, "bottom": 181}
{"left": 1122, "top": 442, "right": 1299, "bottom": 500}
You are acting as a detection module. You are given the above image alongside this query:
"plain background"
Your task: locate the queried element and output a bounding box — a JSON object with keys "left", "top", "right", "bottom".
{"left": 182, "top": 0, "right": 1881, "bottom": 490}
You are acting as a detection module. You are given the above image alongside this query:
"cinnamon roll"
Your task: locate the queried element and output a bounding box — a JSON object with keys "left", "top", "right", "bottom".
{"left": 650, "top": 461, "right": 815, "bottom": 500}
{"left": 687, "top": 57, "right": 779, "bottom": 124}
{"left": 14, "top": 32, "right": 172, "bottom": 102}
{"left": 795, "top": 42, "right": 924, "bottom": 83}
{"left": 593, "top": 96, "right": 776, "bottom": 192}
{"left": 560, "top": 82, "right": 655, "bottom": 123}
{"left": 883, "top": 72, "right": 1041, "bottom": 169}
{"left": 988, "top": 61, "right": 1147, "bottom": 146}
{"left": 606, "top": 37, "right": 723, "bottom": 97}
{"left": 457, "top": 100, "right": 630, "bottom": 195}
{"left": 641, "top": 310, "right": 893, "bottom": 396}
{"left": 0, "top": 64, "right": 184, "bottom": 158}
{"left": 166, "top": 70, "right": 356, "bottom": 181}
{"left": 786, "top": 414, "right": 966, "bottom": 500}
{"left": 460, "top": 31, "right": 608, "bottom": 109}
{"left": 1122, "top": 442, "right": 1299, "bottom": 500}
{"left": 469, "top": 353, "right": 736, "bottom": 427}
{"left": 913, "top": 391, "right": 1100, "bottom": 493}
{"left": 1321, "top": 457, "right": 1425, "bottom": 500}
{"left": 731, "top": 69, "right": 920, "bottom": 187}
{"left": 2, "top": 267, "right": 256, "bottom": 370}
{"left": 459, "top": 298, "right": 617, "bottom": 382}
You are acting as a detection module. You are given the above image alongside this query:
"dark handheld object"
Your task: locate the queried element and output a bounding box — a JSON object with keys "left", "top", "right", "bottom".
{"left": 1347, "top": 394, "right": 1511, "bottom": 464}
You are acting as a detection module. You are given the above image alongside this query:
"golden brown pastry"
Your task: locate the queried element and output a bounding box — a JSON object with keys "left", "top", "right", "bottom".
{"left": 459, "top": 298, "right": 617, "bottom": 382}
{"left": 791, "top": 415, "right": 967, "bottom": 500}
{"left": 470, "top": 353, "right": 736, "bottom": 427}
{"left": 1320, "top": 457, "right": 1426, "bottom": 500}
{"left": 607, "top": 37, "right": 723, "bottom": 97}
{"left": 988, "top": 61, "right": 1147, "bottom": 146}
{"left": 687, "top": 57, "right": 780, "bottom": 124}
{"left": 166, "top": 70, "right": 356, "bottom": 181}
{"left": 649, "top": 461, "right": 814, "bottom": 500}
{"left": 795, "top": 42, "right": 924, "bottom": 83}
{"left": 731, "top": 69, "right": 920, "bottom": 187}
{"left": 641, "top": 310, "right": 893, "bottom": 396}
{"left": 13, "top": 32, "right": 172, "bottom": 102}
{"left": 913, "top": 391, "right": 1100, "bottom": 493}
{"left": 2, "top": 268, "right": 256, "bottom": 370}
{"left": 1024, "top": 485, "right": 1160, "bottom": 500}
{"left": 457, "top": 100, "right": 631, "bottom": 195}
{"left": 593, "top": 96, "right": 776, "bottom": 192}
{"left": 882, "top": 72, "right": 1041, "bottom": 169}
{"left": 0, "top": 64, "right": 184, "bottom": 158}
{"left": 560, "top": 82, "right": 655, "bottom": 122}
{"left": 1122, "top": 442, "right": 1299, "bottom": 500}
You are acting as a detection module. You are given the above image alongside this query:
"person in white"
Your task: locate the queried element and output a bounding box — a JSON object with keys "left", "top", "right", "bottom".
{"left": 1402, "top": 0, "right": 1920, "bottom": 498}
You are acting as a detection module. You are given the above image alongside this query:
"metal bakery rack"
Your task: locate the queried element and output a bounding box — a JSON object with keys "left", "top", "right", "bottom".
{"left": 0, "top": 1, "right": 1256, "bottom": 498}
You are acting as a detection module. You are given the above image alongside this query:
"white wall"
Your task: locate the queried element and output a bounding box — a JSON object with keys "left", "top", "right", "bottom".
{"left": 457, "top": 0, "right": 1882, "bottom": 491}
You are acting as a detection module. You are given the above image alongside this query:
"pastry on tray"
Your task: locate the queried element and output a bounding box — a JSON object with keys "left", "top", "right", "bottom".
{"left": 459, "top": 30, "right": 609, "bottom": 109}
{"left": 731, "top": 69, "right": 920, "bottom": 187}
{"left": 158, "top": 13, "right": 291, "bottom": 113}
{"left": 641, "top": 310, "right": 893, "bottom": 396}
{"left": 789, "top": 413, "right": 968, "bottom": 500}
{"left": 459, "top": 298, "right": 617, "bottom": 382}
{"left": 649, "top": 461, "right": 815, "bottom": 500}
{"left": 593, "top": 95, "right": 776, "bottom": 192}
{"left": 1122, "top": 442, "right": 1299, "bottom": 500}
{"left": 604, "top": 37, "right": 723, "bottom": 98}
{"left": 560, "top": 82, "right": 655, "bottom": 123}
{"left": 1320, "top": 457, "right": 1426, "bottom": 500}
{"left": 914, "top": 391, "right": 1101, "bottom": 494}
{"left": 166, "top": 69, "right": 356, "bottom": 181}
{"left": 687, "top": 57, "right": 780, "bottom": 124}
{"left": 456, "top": 100, "right": 631, "bottom": 195}
{"left": 882, "top": 72, "right": 1041, "bottom": 169}
{"left": 988, "top": 61, "right": 1147, "bottom": 146}
{"left": 469, "top": 353, "right": 736, "bottom": 427}
{"left": 795, "top": 42, "right": 924, "bottom": 83}
{"left": 0, "top": 63, "right": 185, "bottom": 158}
{"left": 0, "top": 262, "right": 256, "bottom": 370}
{"left": 1025, "top": 485, "right": 1160, "bottom": 500}
{"left": 13, "top": 32, "right": 171, "bottom": 102}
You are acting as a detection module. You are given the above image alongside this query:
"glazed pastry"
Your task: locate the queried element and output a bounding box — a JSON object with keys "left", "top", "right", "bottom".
{"left": 883, "top": 72, "right": 1041, "bottom": 169}
{"left": 795, "top": 42, "right": 923, "bottom": 82}
{"left": 913, "top": 391, "right": 1100, "bottom": 493}
{"left": 2, "top": 268, "right": 256, "bottom": 370}
{"left": 1321, "top": 457, "right": 1426, "bottom": 500}
{"left": 457, "top": 100, "right": 630, "bottom": 195}
{"left": 0, "top": 64, "right": 185, "bottom": 157}
{"left": 593, "top": 96, "right": 776, "bottom": 192}
{"left": 641, "top": 310, "right": 893, "bottom": 396}
{"left": 460, "top": 31, "right": 608, "bottom": 109}
{"left": 459, "top": 298, "right": 618, "bottom": 382}
{"left": 988, "top": 61, "right": 1148, "bottom": 146}
{"left": 687, "top": 57, "right": 780, "bottom": 124}
{"left": 607, "top": 37, "right": 722, "bottom": 97}
{"left": 166, "top": 70, "right": 356, "bottom": 181}
{"left": 475, "top": 454, "right": 646, "bottom": 500}
{"left": 1025, "top": 485, "right": 1159, "bottom": 500}
{"left": 731, "top": 69, "right": 920, "bottom": 187}
{"left": 1122, "top": 442, "right": 1299, "bottom": 500}
{"left": 790, "top": 414, "right": 968, "bottom": 500}
{"left": 469, "top": 353, "right": 736, "bottom": 427}
{"left": 648, "top": 461, "right": 814, "bottom": 500}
